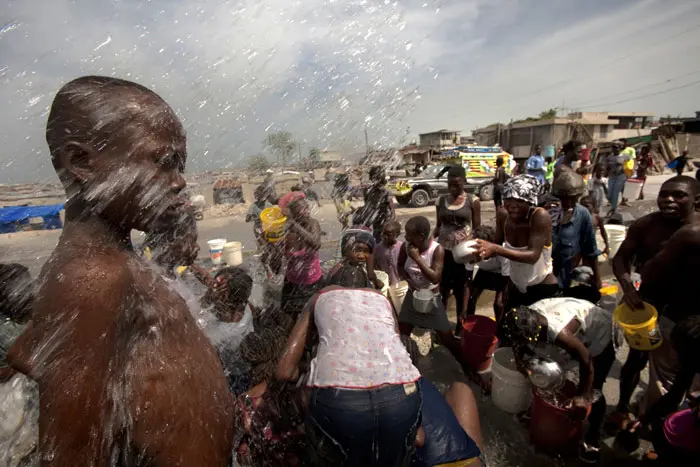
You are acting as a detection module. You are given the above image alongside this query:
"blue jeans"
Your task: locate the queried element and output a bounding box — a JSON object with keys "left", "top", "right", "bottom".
{"left": 306, "top": 382, "right": 422, "bottom": 466}
{"left": 607, "top": 174, "right": 626, "bottom": 212}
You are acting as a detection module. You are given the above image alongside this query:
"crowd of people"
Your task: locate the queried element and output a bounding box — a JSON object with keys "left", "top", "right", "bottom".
{"left": 1, "top": 75, "right": 699, "bottom": 466}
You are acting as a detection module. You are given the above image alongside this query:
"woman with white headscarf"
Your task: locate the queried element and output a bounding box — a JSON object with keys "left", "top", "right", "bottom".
{"left": 474, "top": 175, "right": 559, "bottom": 340}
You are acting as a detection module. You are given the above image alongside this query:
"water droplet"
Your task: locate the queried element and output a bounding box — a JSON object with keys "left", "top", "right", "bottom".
{"left": 405, "top": 42, "right": 412, "bottom": 51}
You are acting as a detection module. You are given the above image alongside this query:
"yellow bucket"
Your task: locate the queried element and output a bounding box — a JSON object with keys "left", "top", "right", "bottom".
{"left": 613, "top": 302, "right": 663, "bottom": 351}
{"left": 260, "top": 206, "right": 287, "bottom": 243}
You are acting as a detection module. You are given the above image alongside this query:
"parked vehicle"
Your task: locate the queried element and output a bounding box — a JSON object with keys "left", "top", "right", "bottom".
{"left": 390, "top": 146, "right": 514, "bottom": 207}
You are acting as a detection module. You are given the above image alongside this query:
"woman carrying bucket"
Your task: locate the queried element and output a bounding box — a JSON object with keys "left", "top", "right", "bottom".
{"left": 508, "top": 290, "right": 615, "bottom": 464}
{"left": 279, "top": 191, "right": 324, "bottom": 320}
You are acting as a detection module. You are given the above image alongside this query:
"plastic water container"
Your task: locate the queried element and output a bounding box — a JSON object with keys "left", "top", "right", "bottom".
{"left": 374, "top": 270, "right": 390, "bottom": 297}
{"left": 413, "top": 289, "right": 434, "bottom": 314}
{"left": 530, "top": 381, "right": 584, "bottom": 454}
{"left": 260, "top": 206, "right": 287, "bottom": 243}
{"left": 604, "top": 225, "right": 627, "bottom": 258}
{"left": 491, "top": 347, "right": 532, "bottom": 414}
{"left": 460, "top": 315, "right": 498, "bottom": 372}
{"left": 614, "top": 301, "right": 662, "bottom": 350}
{"left": 389, "top": 281, "right": 409, "bottom": 312}
{"left": 623, "top": 179, "right": 644, "bottom": 200}
{"left": 544, "top": 145, "right": 555, "bottom": 159}
{"left": 223, "top": 241, "right": 243, "bottom": 266}
{"left": 207, "top": 238, "right": 227, "bottom": 265}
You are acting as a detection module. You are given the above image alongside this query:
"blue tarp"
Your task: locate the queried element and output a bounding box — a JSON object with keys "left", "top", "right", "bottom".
{"left": 0, "top": 204, "right": 64, "bottom": 233}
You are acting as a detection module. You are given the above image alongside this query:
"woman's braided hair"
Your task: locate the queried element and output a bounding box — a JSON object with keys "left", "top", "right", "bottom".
{"left": 240, "top": 308, "right": 295, "bottom": 387}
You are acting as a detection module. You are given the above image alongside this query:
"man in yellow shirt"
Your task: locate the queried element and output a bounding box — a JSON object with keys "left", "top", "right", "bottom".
{"left": 620, "top": 139, "right": 636, "bottom": 206}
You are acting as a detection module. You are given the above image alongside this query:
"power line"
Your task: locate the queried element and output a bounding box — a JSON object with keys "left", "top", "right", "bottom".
{"left": 513, "top": 23, "right": 700, "bottom": 102}
{"left": 574, "top": 79, "right": 700, "bottom": 109}
{"left": 568, "top": 69, "right": 700, "bottom": 108}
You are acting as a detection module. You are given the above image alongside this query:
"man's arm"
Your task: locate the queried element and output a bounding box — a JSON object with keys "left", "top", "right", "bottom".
{"left": 471, "top": 197, "right": 482, "bottom": 229}
{"left": 276, "top": 295, "right": 318, "bottom": 381}
{"left": 612, "top": 218, "right": 646, "bottom": 309}
{"left": 287, "top": 218, "right": 322, "bottom": 251}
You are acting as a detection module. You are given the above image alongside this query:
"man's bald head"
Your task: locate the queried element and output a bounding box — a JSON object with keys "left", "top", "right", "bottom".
{"left": 46, "top": 76, "right": 183, "bottom": 180}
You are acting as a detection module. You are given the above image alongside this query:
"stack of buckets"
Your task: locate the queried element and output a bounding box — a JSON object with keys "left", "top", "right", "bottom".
{"left": 207, "top": 239, "right": 243, "bottom": 266}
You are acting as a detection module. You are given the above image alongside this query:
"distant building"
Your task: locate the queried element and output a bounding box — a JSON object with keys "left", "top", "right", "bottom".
{"left": 473, "top": 111, "right": 654, "bottom": 160}
{"left": 419, "top": 129, "right": 461, "bottom": 149}
{"left": 459, "top": 135, "right": 476, "bottom": 145}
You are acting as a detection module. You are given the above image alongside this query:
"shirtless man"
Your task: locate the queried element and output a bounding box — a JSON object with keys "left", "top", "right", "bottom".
{"left": 607, "top": 175, "right": 700, "bottom": 430}
{"left": 7, "top": 76, "right": 234, "bottom": 466}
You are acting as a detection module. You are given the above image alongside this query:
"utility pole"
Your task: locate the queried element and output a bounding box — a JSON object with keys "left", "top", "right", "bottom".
{"left": 364, "top": 127, "right": 370, "bottom": 157}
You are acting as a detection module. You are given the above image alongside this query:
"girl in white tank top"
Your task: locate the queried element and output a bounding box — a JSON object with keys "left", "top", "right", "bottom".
{"left": 404, "top": 239, "right": 440, "bottom": 290}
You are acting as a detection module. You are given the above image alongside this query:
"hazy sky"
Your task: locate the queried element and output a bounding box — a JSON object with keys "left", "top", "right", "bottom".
{"left": 1, "top": 0, "right": 699, "bottom": 184}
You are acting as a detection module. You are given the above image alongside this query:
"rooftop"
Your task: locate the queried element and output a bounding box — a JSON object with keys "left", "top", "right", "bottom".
{"left": 419, "top": 129, "right": 461, "bottom": 135}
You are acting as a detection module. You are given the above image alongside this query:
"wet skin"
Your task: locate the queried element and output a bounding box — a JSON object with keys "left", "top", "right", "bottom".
{"left": 8, "top": 85, "right": 233, "bottom": 466}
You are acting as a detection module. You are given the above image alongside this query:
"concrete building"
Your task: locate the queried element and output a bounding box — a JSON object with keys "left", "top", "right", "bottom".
{"left": 419, "top": 129, "right": 461, "bottom": 149}
{"left": 473, "top": 111, "right": 654, "bottom": 160}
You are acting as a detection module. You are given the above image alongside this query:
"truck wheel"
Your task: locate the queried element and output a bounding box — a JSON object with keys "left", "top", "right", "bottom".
{"left": 478, "top": 184, "right": 494, "bottom": 201}
{"left": 411, "top": 189, "right": 430, "bottom": 207}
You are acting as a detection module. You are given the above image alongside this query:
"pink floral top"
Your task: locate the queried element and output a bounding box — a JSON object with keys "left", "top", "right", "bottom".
{"left": 307, "top": 289, "right": 421, "bottom": 389}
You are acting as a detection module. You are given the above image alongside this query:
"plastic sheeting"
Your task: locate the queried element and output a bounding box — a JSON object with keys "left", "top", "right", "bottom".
{"left": 0, "top": 204, "right": 64, "bottom": 233}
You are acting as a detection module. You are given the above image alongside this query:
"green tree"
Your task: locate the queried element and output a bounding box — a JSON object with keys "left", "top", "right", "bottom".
{"left": 262, "top": 131, "right": 295, "bottom": 166}
{"left": 247, "top": 154, "right": 270, "bottom": 174}
{"left": 308, "top": 147, "right": 321, "bottom": 165}
{"left": 538, "top": 108, "right": 558, "bottom": 120}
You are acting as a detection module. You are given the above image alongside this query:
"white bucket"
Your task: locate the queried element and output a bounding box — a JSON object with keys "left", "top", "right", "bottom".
{"left": 374, "top": 270, "right": 389, "bottom": 297}
{"left": 223, "top": 241, "right": 243, "bottom": 266}
{"left": 623, "top": 179, "right": 643, "bottom": 200}
{"left": 491, "top": 347, "right": 532, "bottom": 414}
{"left": 413, "top": 288, "right": 434, "bottom": 314}
{"left": 595, "top": 232, "right": 607, "bottom": 263}
{"left": 604, "top": 225, "right": 627, "bottom": 259}
{"left": 389, "top": 281, "right": 409, "bottom": 312}
{"left": 207, "top": 238, "right": 227, "bottom": 265}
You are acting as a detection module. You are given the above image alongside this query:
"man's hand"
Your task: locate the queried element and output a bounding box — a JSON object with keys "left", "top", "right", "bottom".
{"left": 374, "top": 278, "right": 385, "bottom": 290}
{"left": 569, "top": 396, "right": 592, "bottom": 421}
{"left": 474, "top": 239, "right": 498, "bottom": 260}
{"left": 621, "top": 283, "right": 645, "bottom": 309}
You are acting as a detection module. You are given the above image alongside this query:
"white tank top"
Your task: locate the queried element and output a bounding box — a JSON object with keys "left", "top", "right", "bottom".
{"left": 307, "top": 289, "right": 421, "bottom": 388}
{"left": 404, "top": 240, "right": 439, "bottom": 290}
{"left": 503, "top": 209, "right": 553, "bottom": 293}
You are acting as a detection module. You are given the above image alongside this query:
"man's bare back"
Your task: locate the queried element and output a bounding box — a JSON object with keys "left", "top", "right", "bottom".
{"left": 9, "top": 235, "right": 233, "bottom": 466}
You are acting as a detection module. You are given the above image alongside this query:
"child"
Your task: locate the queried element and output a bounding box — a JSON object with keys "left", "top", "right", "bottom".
{"left": 493, "top": 156, "right": 508, "bottom": 209}
{"left": 246, "top": 185, "right": 273, "bottom": 248}
{"left": 202, "top": 267, "right": 256, "bottom": 395}
{"left": 508, "top": 292, "right": 615, "bottom": 463}
{"left": 398, "top": 216, "right": 478, "bottom": 382}
{"left": 332, "top": 173, "right": 355, "bottom": 229}
{"left": 587, "top": 164, "right": 607, "bottom": 213}
{"left": 279, "top": 191, "right": 324, "bottom": 319}
{"left": 580, "top": 195, "right": 610, "bottom": 257}
{"left": 374, "top": 220, "right": 403, "bottom": 286}
{"left": 7, "top": 76, "right": 234, "bottom": 466}
{"left": 331, "top": 228, "right": 383, "bottom": 289}
{"left": 464, "top": 226, "right": 509, "bottom": 330}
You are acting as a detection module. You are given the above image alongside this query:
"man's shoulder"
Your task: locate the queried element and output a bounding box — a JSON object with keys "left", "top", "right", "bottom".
{"left": 44, "top": 251, "right": 133, "bottom": 293}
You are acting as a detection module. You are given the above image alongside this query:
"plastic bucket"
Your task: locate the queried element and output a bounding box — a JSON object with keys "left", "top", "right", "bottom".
{"left": 375, "top": 270, "right": 389, "bottom": 297}
{"left": 223, "top": 241, "right": 243, "bottom": 266}
{"left": 544, "top": 145, "right": 555, "bottom": 159}
{"left": 460, "top": 315, "right": 499, "bottom": 372}
{"left": 623, "top": 179, "right": 643, "bottom": 200}
{"left": 260, "top": 206, "right": 287, "bottom": 243}
{"left": 613, "top": 302, "right": 662, "bottom": 350}
{"left": 413, "top": 289, "right": 434, "bottom": 314}
{"left": 530, "top": 381, "right": 584, "bottom": 454}
{"left": 491, "top": 347, "right": 532, "bottom": 414}
{"left": 207, "top": 238, "right": 227, "bottom": 265}
{"left": 604, "top": 225, "right": 626, "bottom": 258}
{"left": 389, "top": 281, "right": 409, "bottom": 312}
